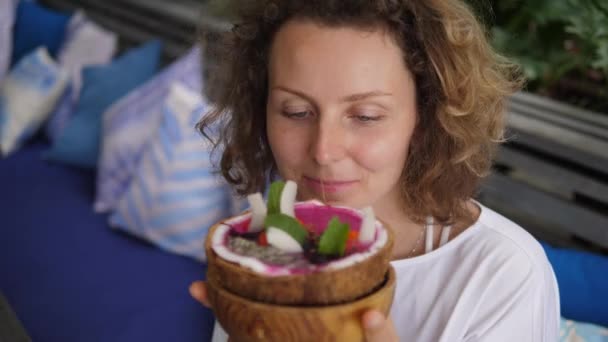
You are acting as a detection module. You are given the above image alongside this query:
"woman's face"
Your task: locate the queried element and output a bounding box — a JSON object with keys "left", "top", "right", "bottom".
{"left": 266, "top": 20, "right": 417, "bottom": 210}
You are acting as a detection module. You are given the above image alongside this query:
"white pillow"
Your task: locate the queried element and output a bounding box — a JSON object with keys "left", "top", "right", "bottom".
{"left": 45, "top": 11, "right": 117, "bottom": 141}
{"left": 0, "top": 0, "right": 17, "bottom": 83}
{"left": 108, "top": 82, "right": 233, "bottom": 262}
{"left": 0, "top": 47, "right": 68, "bottom": 157}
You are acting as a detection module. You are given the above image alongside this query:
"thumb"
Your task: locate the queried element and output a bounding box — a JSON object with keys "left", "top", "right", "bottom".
{"left": 189, "top": 281, "right": 211, "bottom": 307}
{"left": 362, "top": 310, "right": 398, "bottom": 342}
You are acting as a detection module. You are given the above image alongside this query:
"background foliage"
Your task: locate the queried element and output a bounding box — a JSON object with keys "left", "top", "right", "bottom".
{"left": 468, "top": 0, "right": 608, "bottom": 113}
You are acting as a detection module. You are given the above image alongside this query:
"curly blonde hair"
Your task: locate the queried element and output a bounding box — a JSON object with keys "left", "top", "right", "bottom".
{"left": 198, "top": 0, "right": 523, "bottom": 225}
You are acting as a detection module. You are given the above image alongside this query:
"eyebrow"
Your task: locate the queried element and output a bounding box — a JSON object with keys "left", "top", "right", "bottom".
{"left": 341, "top": 90, "right": 392, "bottom": 102}
{"left": 272, "top": 86, "right": 392, "bottom": 103}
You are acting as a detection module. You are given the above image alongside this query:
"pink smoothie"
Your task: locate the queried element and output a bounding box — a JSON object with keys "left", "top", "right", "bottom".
{"left": 212, "top": 201, "right": 386, "bottom": 275}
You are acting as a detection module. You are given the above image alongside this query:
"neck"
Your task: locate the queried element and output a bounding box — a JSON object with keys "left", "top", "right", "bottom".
{"left": 372, "top": 193, "right": 427, "bottom": 260}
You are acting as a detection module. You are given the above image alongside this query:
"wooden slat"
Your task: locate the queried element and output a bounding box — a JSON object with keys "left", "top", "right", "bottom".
{"left": 507, "top": 111, "right": 608, "bottom": 161}
{"left": 510, "top": 91, "right": 608, "bottom": 130}
{"left": 508, "top": 100, "right": 608, "bottom": 141}
{"left": 495, "top": 146, "right": 608, "bottom": 204}
{"left": 119, "top": 0, "right": 203, "bottom": 27}
{"left": 40, "top": 0, "right": 222, "bottom": 62}
{"left": 505, "top": 124, "right": 608, "bottom": 175}
{"left": 479, "top": 173, "right": 608, "bottom": 249}
{"left": 506, "top": 91, "right": 608, "bottom": 175}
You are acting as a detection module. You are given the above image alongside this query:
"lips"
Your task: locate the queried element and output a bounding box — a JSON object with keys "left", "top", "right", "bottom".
{"left": 303, "top": 176, "right": 359, "bottom": 194}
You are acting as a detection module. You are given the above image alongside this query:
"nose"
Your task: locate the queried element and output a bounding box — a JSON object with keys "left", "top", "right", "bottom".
{"left": 310, "top": 117, "right": 346, "bottom": 166}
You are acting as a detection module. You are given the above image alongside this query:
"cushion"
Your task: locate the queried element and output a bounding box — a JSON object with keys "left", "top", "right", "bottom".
{"left": 0, "top": 47, "right": 68, "bottom": 157}
{"left": 0, "top": 139, "right": 215, "bottom": 342}
{"left": 11, "top": 0, "right": 71, "bottom": 65}
{"left": 560, "top": 317, "right": 608, "bottom": 342}
{"left": 0, "top": 0, "right": 17, "bottom": 82}
{"left": 44, "top": 40, "right": 162, "bottom": 168}
{"left": 45, "top": 10, "right": 117, "bottom": 142}
{"left": 95, "top": 46, "right": 202, "bottom": 213}
{"left": 109, "top": 82, "right": 233, "bottom": 262}
{"left": 541, "top": 242, "right": 608, "bottom": 328}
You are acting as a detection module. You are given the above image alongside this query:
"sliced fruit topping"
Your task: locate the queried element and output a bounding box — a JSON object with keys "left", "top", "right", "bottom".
{"left": 280, "top": 180, "right": 297, "bottom": 218}
{"left": 264, "top": 213, "right": 308, "bottom": 251}
{"left": 267, "top": 180, "right": 285, "bottom": 215}
{"left": 266, "top": 227, "right": 304, "bottom": 253}
{"left": 358, "top": 206, "right": 376, "bottom": 244}
{"left": 257, "top": 231, "right": 268, "bottom": 246}
{"left": 247, "top": 193, "right": 267, "bottom": 233}
{"left": 318, "top": 217, "right": 350, "bottom": 256}
{"left": 345, "top": 230, "right": 360, "bottom": 251}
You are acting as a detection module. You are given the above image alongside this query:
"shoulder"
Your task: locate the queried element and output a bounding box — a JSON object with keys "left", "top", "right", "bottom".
{"left": 464, "top": 202, "right": 559, "bottom": 309}
{"left": 473, "top": 203, "right": 549, "bottom": 270}
{"left": 458, "top": 203, "right": 561, "bottom": 339}
{"left": 452, "top": 202, "right": 558, "bottom": 294}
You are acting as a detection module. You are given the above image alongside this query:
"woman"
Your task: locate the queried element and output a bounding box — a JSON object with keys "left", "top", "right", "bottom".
{"left": 191, "top": 0, "right": 560, "bottom": 341}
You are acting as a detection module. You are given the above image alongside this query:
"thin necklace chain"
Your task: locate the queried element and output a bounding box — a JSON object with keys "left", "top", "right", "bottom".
{"left": 407, "top": 223, "right": 427, "bottom": 258}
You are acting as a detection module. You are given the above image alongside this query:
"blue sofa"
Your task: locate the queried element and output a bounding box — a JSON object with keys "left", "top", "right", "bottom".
{"left": 0, "top": 137, "right": 215, "bottom": 341}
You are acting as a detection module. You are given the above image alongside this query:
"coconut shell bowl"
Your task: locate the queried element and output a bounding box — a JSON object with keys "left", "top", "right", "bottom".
{"left": 204, "top": 194, "right": 396, "bottom": 342}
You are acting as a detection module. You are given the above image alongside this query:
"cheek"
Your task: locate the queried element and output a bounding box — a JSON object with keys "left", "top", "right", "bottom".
{"left": 356, "top": 143, "right": 408, "bottom": 172}
{"left": 352, "top": 127, "right": 411, "bottom": 175}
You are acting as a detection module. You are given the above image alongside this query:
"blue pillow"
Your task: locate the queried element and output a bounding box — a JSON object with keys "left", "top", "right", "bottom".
{"left": 44, "top": 40, "right": 162, "bottom": 168}
{"left": 541, "top": 242, "right": 608, "bottom": 328}
{"left": 11, "top": 1, "right": 71, "bottom": 65}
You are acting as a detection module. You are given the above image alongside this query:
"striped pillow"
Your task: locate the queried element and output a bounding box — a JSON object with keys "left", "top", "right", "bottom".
{"left": 95, "top": 46, "right": 202, "bottom": 213}
{"left": 108, "top": 82, "right": 232, "bottom": 262}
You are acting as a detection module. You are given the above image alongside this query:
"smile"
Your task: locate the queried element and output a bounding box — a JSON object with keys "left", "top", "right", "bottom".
{"left": 303, "top": 176, "right": 359, "bottom": 194}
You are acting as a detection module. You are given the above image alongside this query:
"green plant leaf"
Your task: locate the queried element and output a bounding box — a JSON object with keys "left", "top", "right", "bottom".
{"left": 318, "top": 217, "right": 350, "bottom": 256}
{"left": 468, "top": 0, "right": 608, "bottom": 112}
{"left": 593, "top": 42, "right": 608, "bottom": 74}
{"left": 267, "top": 181, "right": 285, "bottom": 215}
{"left": 264, "top": 213, "right": 308, "bottom": 245}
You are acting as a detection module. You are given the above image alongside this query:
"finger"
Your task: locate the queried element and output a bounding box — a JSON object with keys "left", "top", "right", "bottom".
{"left": 189, "top": 281, "right": 211, "bottom": 307}
{"left": 362, "top": 310, "right": 398, "bottom": 342}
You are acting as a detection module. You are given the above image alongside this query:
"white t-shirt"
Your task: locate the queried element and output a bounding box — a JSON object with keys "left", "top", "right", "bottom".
{"left": 389, "top": 203, "right": 560, "bottom": 341}
{"left": 211, "top": 203, "right": 560, "bottom": 341}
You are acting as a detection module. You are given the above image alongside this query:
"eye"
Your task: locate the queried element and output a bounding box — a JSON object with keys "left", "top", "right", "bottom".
{"left": 352, "top": 114, "right": 383, "bottom": 123}
{"left": 282, "top": 110, "right": 312, "bottom": 120}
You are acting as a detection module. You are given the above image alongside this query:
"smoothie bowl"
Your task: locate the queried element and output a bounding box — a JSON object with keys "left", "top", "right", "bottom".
{"left": 205, "top": 181, "right": 395, "bottom": 341}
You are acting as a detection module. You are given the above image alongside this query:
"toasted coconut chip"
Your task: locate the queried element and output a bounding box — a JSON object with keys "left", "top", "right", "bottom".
{"left": 266, "top": 227, "right": 304, "bottom": 253}
{"left": 359, "top": 206, "right": 376, "bottom": 244}
{"left": 247, "top": 193, "right": 267, "bottom": 233}
{"left": 280, "top": 180, "right": 297, "bottom": 217}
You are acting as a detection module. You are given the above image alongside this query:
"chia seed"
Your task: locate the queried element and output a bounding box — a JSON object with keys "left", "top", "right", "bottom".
{"left": 228, "top": 231, "right": 346, "bottom": 267}
{"left": 228, "top": 236, "right": 308, "bottom": 266}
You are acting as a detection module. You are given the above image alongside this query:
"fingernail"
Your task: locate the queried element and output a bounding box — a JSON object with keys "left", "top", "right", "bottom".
{"left": 365, "top": 311, "right": 383, "bottom": 329}
{"left": 189, "top": 284, "right": 201, "bottom": 299}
